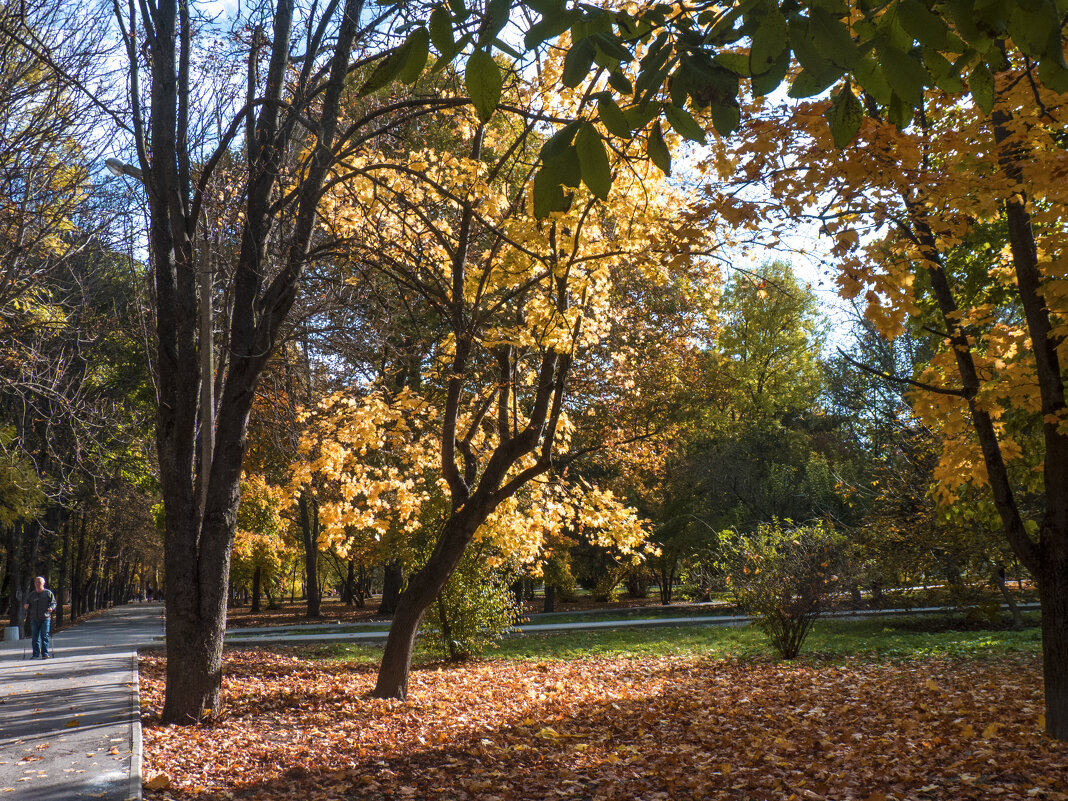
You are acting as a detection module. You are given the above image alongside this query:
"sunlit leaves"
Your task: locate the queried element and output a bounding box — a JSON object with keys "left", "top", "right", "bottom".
{"left": 139, "top": 650, "right": 1060, "bottom": 801}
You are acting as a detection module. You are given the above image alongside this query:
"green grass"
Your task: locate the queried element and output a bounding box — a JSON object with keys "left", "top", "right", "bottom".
{"left": 304, "top": 611, "right": 1042, "bottom": 666}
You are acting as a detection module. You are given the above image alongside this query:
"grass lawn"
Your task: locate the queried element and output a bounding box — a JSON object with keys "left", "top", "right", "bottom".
{"left": 306, "top": 612, "right": 1044, "bottom": 665}
{"left": 140, "top": 615, "right": 1065, "bottom": 801}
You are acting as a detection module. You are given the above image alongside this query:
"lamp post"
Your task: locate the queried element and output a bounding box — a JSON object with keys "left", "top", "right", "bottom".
{"left": 107, "top": 157, "right": 214, "bottom": 517}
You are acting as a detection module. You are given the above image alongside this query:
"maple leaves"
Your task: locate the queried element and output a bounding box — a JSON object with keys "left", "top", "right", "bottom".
{"left": 140, "top": 649, "right": 1067, "bottom": 800}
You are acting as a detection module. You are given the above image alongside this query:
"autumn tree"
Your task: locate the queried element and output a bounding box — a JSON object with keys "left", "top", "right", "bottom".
{"left": 704, "top": 43, "right": 1068, "bottom": 734}
{"left": 104, "top": 0, "right": 509, "bottom": 721}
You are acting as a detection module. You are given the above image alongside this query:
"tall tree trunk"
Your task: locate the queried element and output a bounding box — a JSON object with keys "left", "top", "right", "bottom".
{"left": 1039, "top": 542, "right": 1068, "bottom": 739}
{"left": 379, "top": 561, "right": 402, "bottom": 616}
{"left": 298, "top": 493, "right": 321, "bottom": 618}
{"left": 543, "top": 583, "right": 555, "bottom": 614}
{"left": 344, "top": 559, "right": 356, "bottom": 606}
{"left": 250, "top": 564, "right": 262, "bottom": 614}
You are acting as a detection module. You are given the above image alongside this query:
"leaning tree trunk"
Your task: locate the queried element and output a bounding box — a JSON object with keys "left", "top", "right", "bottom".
{"left": 373, "top": 513, "right": 482, "bottom": 699}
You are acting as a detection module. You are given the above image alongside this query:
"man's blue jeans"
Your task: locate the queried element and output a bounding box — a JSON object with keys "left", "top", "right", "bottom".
{"left": 29, "top": 617, "right": 51, "bottom": 657}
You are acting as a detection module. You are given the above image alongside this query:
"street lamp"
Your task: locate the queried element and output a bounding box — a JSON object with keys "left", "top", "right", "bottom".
{"left": 105, "top": 157, "right": 144, "bottom": 181}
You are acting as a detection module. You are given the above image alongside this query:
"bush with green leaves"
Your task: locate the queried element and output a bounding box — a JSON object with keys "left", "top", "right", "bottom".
{"left": 723, "top": 520, "right": 843, "bottom": 659}
{"left": 422, "top": 543, "right": 522, "bottom": 662}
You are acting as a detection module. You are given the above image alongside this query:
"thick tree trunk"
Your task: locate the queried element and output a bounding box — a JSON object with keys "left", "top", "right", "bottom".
{"left": 298, "top": 493, "right": 321, "bottom": 618}
{"left": 1039, "top": 540, "right": 1068, "bottom": 739}
{"left": 160, "top": 507, "right": 234, "bottom": 722}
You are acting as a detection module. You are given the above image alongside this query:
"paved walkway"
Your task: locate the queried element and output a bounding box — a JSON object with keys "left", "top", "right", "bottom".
{"left": 220, "top": 602, "right": 1040, "bottom": 645}
{"left": 0, "top": 603, "right": 163, "bottom": 801}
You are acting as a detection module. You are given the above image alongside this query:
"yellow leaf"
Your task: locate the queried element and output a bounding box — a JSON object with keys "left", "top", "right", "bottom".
{"left": 144, "top": 774, "right": 171, "bottom": 790}
{"left": 64, "top": 720, "right": 80, "bottom": 728}
{"left": 960, "top": 724, "right": 975, "bottom": 738}
{"left": 924, "top": 678, "right": 939, "bottom": 691}
{"left": 536, "top": 726, "right": 560, "bottom": 740}
{"left": 982, "top": 722, "right": 999, "bottom": 738}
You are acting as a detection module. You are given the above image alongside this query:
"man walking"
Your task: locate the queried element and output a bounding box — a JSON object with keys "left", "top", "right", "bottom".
{"left": 24, "top": 576, "right": 57, "bottom": 659}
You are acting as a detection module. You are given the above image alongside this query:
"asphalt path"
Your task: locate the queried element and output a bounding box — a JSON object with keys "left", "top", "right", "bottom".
{"left": 219, "top": 602, "right": 1040, "bottom": 645}
{"left": 0, "top": 603, "right": 163, "bottom": 801}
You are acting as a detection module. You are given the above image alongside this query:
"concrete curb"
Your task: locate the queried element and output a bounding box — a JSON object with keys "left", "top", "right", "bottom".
{"left": 128, "top": 651, "right": 143, "bottom": 801}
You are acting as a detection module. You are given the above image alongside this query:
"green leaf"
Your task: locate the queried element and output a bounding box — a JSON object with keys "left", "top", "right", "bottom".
{"left": 540, "top": 120, "right": 582, "bottom": 158}
{"left": 887, "top": 93, "right": 913, "bottom": 128}
{"left": 591, "top": 31, "right": 633, "bottom": 62}
{"left": 714, "top": 52, "right": 751, "bottom": 76}
{"left": 607, "top": 71, "right": 633, "bottom": 95}
{"left": 399, "top": 28, "right": 430, "bottom": 84}
{"left": 708, "top": 102, "right": 740, "bottom": 136}
{"left": 1007, "top": 3, "right": 1059, "bottom": 58}
{"left": 824, "top": 83, "right": 864, "bottom": 148}
{"left": 647, "top": 121, "right": 671, "bottom": 176}
{"left": 524, "top": 9, "right": 577, "bottom": 49}
{"left": 532, "top": 168, "right": 571, "bottom": 218}
{"left": 542, "top": 146, "right": 581, "bottom": 188}
{"left": 465, "top": 49, "right": 502, "bottom": 122}
{"left": 598, "top": 96, "right": 633, "bottom": 138}
{"left": 1038, "top": 57, "right": 1068, "bottom": 93}
{"left": 897, "top": 0, "right": 949, "bottom": 48}
{"left": 358, "top": 45, "right": 411, "bottom": 95}
{"left": 562, "top": 37, "right": 596, "bottom": 88}
{"left": 524, "top": 0, "right": 564, "bottom": 15}
{"left": 429, "top": 7, "right": 455, "bottom": 58}
{"left": 751, "top": 48, "right": 790, "bottom": 97}
{"left": 750, "top": 9, "right": 789, "bottom": 75}
{"left": 808, "top": 7, "right": 859, "bottom": 69}
{"left": 969, "top": 61, "right": 994, "bottom": 114}
{"left": 478, "top": 0, "right": 511, "bottom": 47}
{"left": 788, "top": 66, "right": 844, "bottom": 98}
{"left": 877, "top": 43, "right": 928, "bottom": 108}
{"left": 664, "top": 103, "right": 707, "bottom": 144}
{"left": 853, "top": 53, "right": 892, "bottom": 106}
{"left": 624, "top": 102, "right": 659, "bottom": 131}
{"left": 574, "top": 123, "right": 612, "bottom": 200}
{"left": 923, "top": 47, "right": 963, "bottom": 93}
{"left": 945, "top": 0, "right": 993, "bottom": 49}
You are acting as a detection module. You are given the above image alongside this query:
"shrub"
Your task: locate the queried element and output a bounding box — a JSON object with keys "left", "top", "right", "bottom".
{"left": 422, "top": 545, "right": 522, "bottom": 661}
{"left": 724, "top": 520, "right": 843, "bottom": 659}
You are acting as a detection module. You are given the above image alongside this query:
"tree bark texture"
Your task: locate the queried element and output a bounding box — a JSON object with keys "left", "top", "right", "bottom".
{"left": 122, "top": 0, "right": 365, "bottom": 722}
{"left": 299, "top": 493, "right": 321, "bottom": 618}
{"left": 1038, "top": 542, "right": 1068, "bottom": 739}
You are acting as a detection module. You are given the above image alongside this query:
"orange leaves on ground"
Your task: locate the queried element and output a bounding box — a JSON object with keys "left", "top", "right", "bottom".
{"left": 140, "top": 651, "right": 1066, "bottom": 800}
